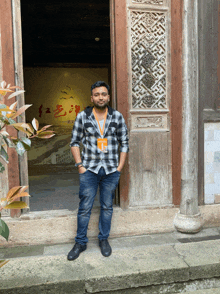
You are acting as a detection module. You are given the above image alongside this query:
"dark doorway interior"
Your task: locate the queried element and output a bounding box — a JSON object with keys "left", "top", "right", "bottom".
{"left": 21, "top": 0, "right": 111, "bottom": 211}
{"left": 21, "top": 0, "right": 111, "bottom": 66}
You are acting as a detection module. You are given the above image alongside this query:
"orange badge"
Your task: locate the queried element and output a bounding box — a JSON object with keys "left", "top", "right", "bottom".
{"left": 97, "top": 138, "right": 108, "bottom": 152}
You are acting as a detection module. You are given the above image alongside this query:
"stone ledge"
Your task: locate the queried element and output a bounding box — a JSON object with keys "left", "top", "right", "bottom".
{"left": 1, "top": 240, "right": 220, "bottom": 294}
{"left": 1, "top": 204, "right": 220, "bottom": 247}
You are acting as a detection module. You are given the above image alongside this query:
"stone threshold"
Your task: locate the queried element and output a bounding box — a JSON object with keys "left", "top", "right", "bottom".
{"left": 1, "top": 204, "right": 220, "bottom": 247}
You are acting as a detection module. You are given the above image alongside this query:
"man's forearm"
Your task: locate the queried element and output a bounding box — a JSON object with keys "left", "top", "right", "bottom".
{"left": 71, "top": 146, "right": 82, "bottom": 164}
{"left": 117, "top": 152, "right": 127, "bottom": 172}
{"left": 71, "top": 146, "right": 87, "bottom": 173}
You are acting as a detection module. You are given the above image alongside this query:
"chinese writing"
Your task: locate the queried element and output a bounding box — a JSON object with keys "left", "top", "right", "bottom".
{"left": 54, "top": 105, "right": 67, "bottom": 118}
{"left": 38, "top": 104, "right": 81, "bottom": 118}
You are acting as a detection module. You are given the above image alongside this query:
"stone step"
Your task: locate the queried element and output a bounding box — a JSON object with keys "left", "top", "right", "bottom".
{"left": 185, "top": 290, "right": 220, "bottom": 293}
{"left": 1, "top": 233, "right": 220, "bottom": 294}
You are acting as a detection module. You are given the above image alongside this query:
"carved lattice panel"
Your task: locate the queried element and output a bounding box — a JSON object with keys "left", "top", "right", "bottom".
{"left": 131, "top": 11, "right": 167, "bottom": 109}
{"left": 132, "top": 0, "right": 163, "bottom": 4}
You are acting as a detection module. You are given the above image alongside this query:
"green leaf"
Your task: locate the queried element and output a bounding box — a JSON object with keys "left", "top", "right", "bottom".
{"left": 7, "top": 90, "right": 25, "bottom": 100}
{"left": 0, "top": 260, "right": 9, "bottom": 268}
{"left": 32, "top": 118, "right": 39, "bottom": 131}
{"left": 10, "top": 139, "right": 18, "bottom": 148}
{"left": 8, "top": 118, "right": 16, "bottom": 124}
{"left": 36, "top": 131, "right": 55, "bottom": 139}
{"left": 12, "top": 125, "right": 31, "bottom": 136}
{"left": 0, "top": 219, "right": 9, "bottom": 241}
{"left": 3, "top": 136, "right": 10, "bottom": 147}
{"left": 11, "top": 138, "right": 19, "bottom": 144}
{"left": 0, "top": 162, "right": 5, "bottom": 173}
{"left": 0, "top": 136, "right": 3, "bottom": 147}
{"left": 21, "top": 137, "right": 31, "bottom": 147}
{"left": 21, "top": 144, "right": 31, "bottom": 152}
{"left": 0, "top": 146, "right": 9, "bottom": 163}
{"left": 16, "top": 138, "right": 31, "bottom": 153}
{"left": 4, "top": 201, "right": 28, "bottom": 209}
{"left": 2, "top": 119, "right": 9, "bottom": 125}
{"left": 15, "top": 141, "right": 26, "bottom": 156}
{"left": 41, "top": 124, "right": 53, "bottom": 131}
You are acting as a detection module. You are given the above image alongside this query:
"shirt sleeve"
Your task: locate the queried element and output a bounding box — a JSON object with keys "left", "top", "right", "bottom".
{"left": 117, "top": 114, "right": 129, "bottom": 153}
{"left": 70, "top": 112, "right": 84, "bottom": 147}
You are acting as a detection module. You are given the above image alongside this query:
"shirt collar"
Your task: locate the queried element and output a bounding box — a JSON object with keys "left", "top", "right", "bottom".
{"left": 85, "top": 105, "right": 113, "bottom": 118}
{"left": 85, "top": 106, "right": 113, "bottom": 137}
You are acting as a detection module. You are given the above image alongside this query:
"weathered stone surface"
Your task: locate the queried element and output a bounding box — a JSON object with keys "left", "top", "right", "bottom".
{"left": 0, "top": 282, "right": 85, "bottom": 294}
{"left": 174, "top": 0, "right": 204, "bottom": 234}
{"left": 0, "top": 207, "right": 179, "bottom": 246}
{"left": 84, "top": 245, "right": 188, "bottom": 292}
{"left": 0, "top": 255, "right": 85, "bottom": 291}
{"left": 1, "top": 204, "right": 220, "bottom": 247}
{"left": 1, "top": 235, "right": 220, "bottom": 293}
{"left": 180, "top": 0, "right": 199, "bottom": 216}
{"left": 174, "top": 212, "right": 204, "bottom": 233}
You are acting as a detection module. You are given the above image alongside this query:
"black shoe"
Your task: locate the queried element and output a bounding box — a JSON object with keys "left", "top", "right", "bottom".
{"left": 67, "top": 243, "right": 87, "bottom": 261}
{"left": 99, "top": 239, "right": 112, "bottom": 257}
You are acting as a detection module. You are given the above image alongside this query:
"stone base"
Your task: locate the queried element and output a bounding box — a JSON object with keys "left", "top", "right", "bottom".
{"left": 1, "top": 206, "right": 178, "bottom": 246}
{"left": 2, "top": 204, "right": 220, "bottom": 246}
{"left": 174, "top": 211, "right": 204, "bottom": 233}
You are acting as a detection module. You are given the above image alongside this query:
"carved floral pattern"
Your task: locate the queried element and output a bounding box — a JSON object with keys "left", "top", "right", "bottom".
{"left": 132, "top": 0, "right": 163, "bottom": 4}
{"left": 131, "top": 11, "right": 167, "bottom": 109}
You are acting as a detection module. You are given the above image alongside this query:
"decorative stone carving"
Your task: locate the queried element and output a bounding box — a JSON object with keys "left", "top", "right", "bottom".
{"left": 131, "top": 11, "right": 167, "bottom": 109}
{"left": 134, "top": 116, "right": 164, "bottom": 128}
{"left": 131, "top": 114, "right": 168, "bottom": 129}
{"left": 132, "top": 0, "right": 163, "bottom": 4}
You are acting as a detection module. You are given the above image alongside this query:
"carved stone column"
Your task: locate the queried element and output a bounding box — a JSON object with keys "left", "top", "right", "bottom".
{"left": 174, "top": 0, "right": 203, "bottom": 233}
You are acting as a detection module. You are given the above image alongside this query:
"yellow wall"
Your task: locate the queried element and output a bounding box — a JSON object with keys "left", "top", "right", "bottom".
{"left": 24, "top": 67, "right": 109, "bottom": 126}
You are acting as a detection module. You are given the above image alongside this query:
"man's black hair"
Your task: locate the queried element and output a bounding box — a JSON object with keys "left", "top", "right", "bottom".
{"left": 91, "top": 81, "right": 110, "bottom": 95}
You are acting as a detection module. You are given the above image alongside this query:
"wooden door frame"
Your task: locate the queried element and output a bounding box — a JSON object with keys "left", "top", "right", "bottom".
{"left": 0, "top": 0, "right": 24, "bottom": 217}
{"left": 111, "top": 0, "right": 130, "bottom": 209}
{"left": 12, "top": 0, "right": 29, "bottom": 214}
{"left": 1, "top": 0, "right": 186, "bottom": 214}
{"left": 2, "top": 0, "right": 130, "bottom": 214}
{"left": 171, "top": 0, "right": 183, "bottom": 206}
{"left": 113, "top": 0, "right": 184, "bottom": 208}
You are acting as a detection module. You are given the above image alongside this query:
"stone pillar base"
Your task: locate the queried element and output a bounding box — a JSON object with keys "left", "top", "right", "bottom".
{"left": 174, "top": 211, "right": 203, "bottom": 233}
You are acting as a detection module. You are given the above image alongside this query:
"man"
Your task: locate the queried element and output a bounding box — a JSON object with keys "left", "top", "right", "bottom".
{"left": 67, "top": 81, "right": 129, "bottom": 261}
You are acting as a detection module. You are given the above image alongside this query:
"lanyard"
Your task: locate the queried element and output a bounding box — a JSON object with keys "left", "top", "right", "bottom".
{"left": 92, "top": 107, "right": 108, "bottom": 136}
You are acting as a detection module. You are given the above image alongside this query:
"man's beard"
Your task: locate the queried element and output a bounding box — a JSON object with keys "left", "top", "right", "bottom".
{"left": 93, "top": 101, "right": 109, "bottom": 110}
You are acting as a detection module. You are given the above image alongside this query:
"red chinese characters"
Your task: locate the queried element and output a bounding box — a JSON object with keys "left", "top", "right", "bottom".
{"left": 75, "top": 105, "right": 80, "bottom": 116}
{"left": 39, "top": 105, "right": 43, "bottom": 117}
{"left": 38, "top": 104, "right": 81, "bottom": 118}
{"left": 53, "top": 104, "right": 67, "bottom": 118}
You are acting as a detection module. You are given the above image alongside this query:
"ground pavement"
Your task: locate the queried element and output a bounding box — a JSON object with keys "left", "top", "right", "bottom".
{"left": 1, "top": 227, "right": 220, "bottom": 293}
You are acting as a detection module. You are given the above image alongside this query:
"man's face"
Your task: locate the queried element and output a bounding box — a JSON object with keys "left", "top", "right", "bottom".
{"left": 91, "top": 86, "right": 110, "bottom": 110}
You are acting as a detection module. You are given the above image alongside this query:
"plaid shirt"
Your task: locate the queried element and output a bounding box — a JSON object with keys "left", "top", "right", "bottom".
{"left": 70, "top": 106, "right": 129, "bottom": 175}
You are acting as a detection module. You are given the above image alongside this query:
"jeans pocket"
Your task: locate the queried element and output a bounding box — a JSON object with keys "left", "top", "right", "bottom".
{"left": 79, "top": 170, "right": 88, "bottom": 175}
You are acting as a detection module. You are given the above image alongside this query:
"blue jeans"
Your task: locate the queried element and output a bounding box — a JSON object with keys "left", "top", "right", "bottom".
{"left": 75, "top": 167, "right": 121, "bottom": 245}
